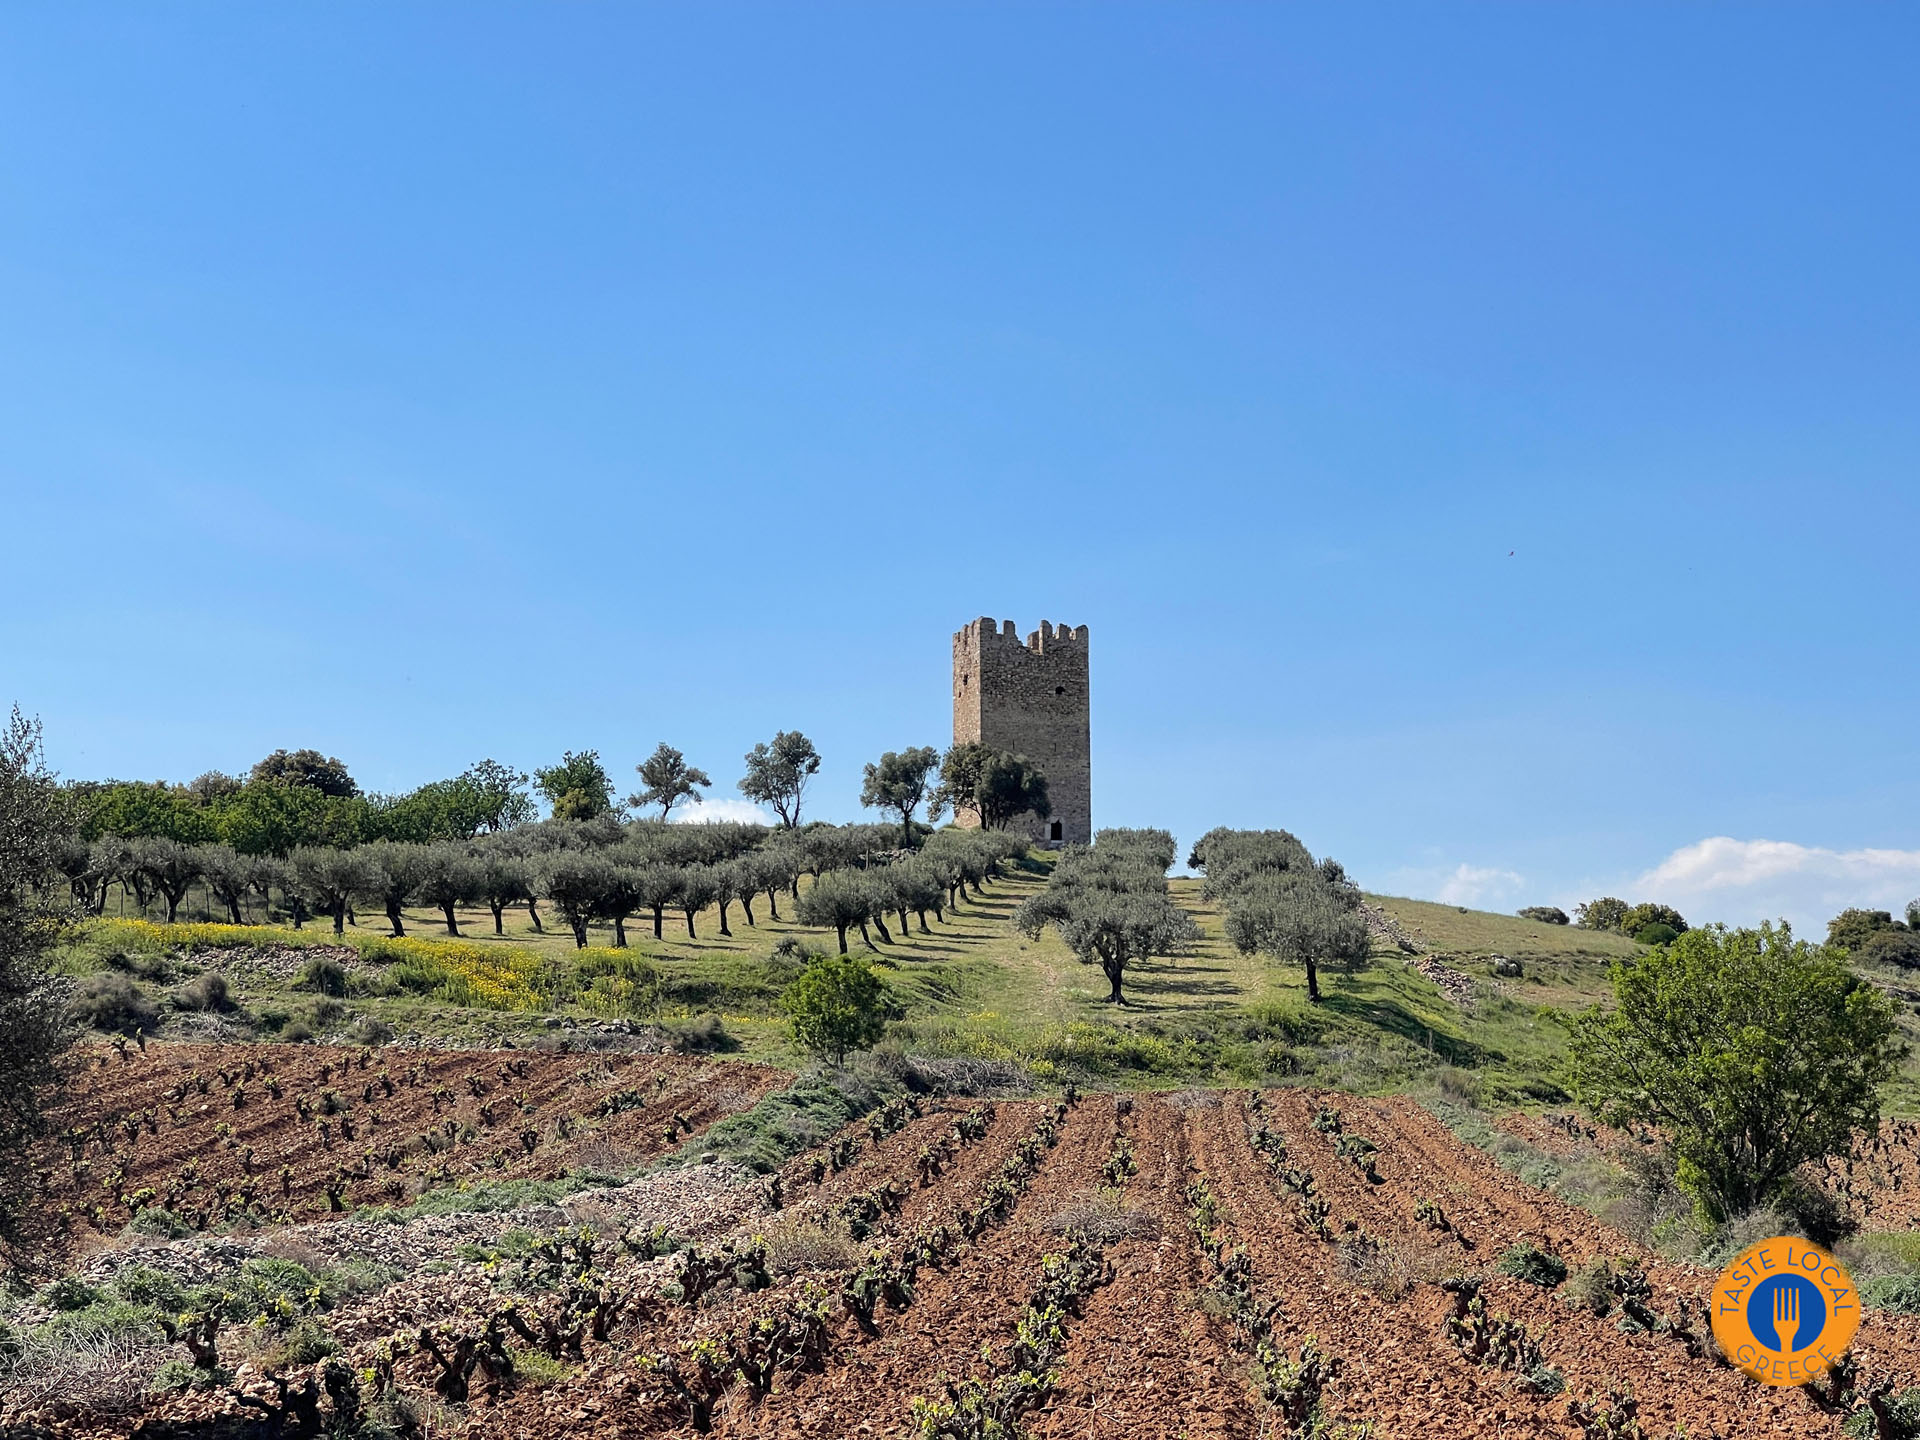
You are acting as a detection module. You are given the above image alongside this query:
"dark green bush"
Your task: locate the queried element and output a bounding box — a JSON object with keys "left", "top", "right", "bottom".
{"left": 1859, "top": 929, "right": 1920, "bottom": 972}
{"left": 1619, "top": 903, "right": 1688, "bottom": 937}
{"left": 1634, "top": 923, "right": 1679, "bottom": 947}
{"left": 1845, "top": 1388, "right": 1920, "bottom": 1439}
{"left": 1497, "top": 1243, "right": 1568, "bottom": 1288}
{"left": 1517, "top": 906, "right": 1569, "bottom": 925}
{"left": 1864, "top": 1275, "right": 1920, "bottom": 1314}
{"left": 297, "top": 958, "right": 349, "bottom": 997}
{"left": 663, "top": 1013, "right": 736, "bottom": 1054}
{"left": 113, "top": 1265, "right": 190, "bottom": 1311}
{"left": 37, "top": 1274, "right": 104, "bottom": 1311}
{"left": 1828, "top": 908, "right": 1899, "bottom": 953}
{"left": 174, "top": 973, "right": 233, "bottom": 1012}
{"left": 70, "top": 972, "right": 159, "bottom": 1035}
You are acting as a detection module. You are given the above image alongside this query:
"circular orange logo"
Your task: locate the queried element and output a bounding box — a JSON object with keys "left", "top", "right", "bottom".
{"left": 1709, "top": 1236, "right": 1859, "bottom": 1386}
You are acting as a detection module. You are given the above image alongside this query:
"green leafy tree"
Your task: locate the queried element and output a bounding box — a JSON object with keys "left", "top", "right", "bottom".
{"left": 214, "top": 782, "right": 337, "bottom": 856}
{"left": 1859, "top": 928, "right": 1920, "bottom": 971}
{"left": 1619, "top": 902, "right": 1688, "bottom": 939}
{"left": 934, "top": 743, "right": 1050, "bottom": 831}
{"left": 860, "top": 746, "right": 941, "bottom": 847}
{"left": 1574, "top": 897, "right": 1630, "bottom": 932}
{"left": 738, "top": 731, "right": 821, "bottom": 829}
{"left": 782, "top": 955, "right": 887, "bottom": 1065}
{"left": 534, "top": 750, "right": 616, "bottom": 821}
{"left": 249, "top": 748, "right": 359, "bottom": 798}
{"left": 0, "top": 709, "right": 78, "bottom": 1273}
{"left": 1827, "top": 908, "right": 1900, "bottom": 953}
{"left": 461, "top": 759, "right": 537, "bottom": 833}
{"left": 628, "top": 743, "right": 712, "bottom": 820}
{"left": 1566, "top": 922, "right": 1906, "bottom": 1220}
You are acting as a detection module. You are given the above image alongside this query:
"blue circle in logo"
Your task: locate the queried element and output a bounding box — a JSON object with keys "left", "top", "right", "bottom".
{"left": 1746, "top": 1273, "right": 1825, "bottom": 1353}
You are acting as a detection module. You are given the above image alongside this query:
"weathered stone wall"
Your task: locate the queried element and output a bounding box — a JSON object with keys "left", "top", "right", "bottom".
{"left": 951, "top": 617, "right": 1091, "bottom": 845}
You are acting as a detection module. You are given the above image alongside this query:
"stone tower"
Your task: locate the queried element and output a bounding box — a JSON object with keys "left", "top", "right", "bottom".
{"left": 951, "top": 617, "right": 1091, "bottom": 845}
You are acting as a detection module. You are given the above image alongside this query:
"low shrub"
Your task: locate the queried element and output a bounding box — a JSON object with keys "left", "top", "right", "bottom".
{"left": 172, "top": 973, "right": 233, "bottom": 1012}
{"left": 1496, "top": 1243, "right": 1568, "bottom": 1288}
{"left": 1517, "top": 906, "right": 1569, "bottom": 925}
{"left": 682, "top": 1069, "right": 896, "bottom": 1174}
{"left": 123, "top": 1207, "right": 192, "bottom": 1239}
{"left": 264, "top": 1318, "right": 337, "bottom": 1366}
{"left": 761, "top": 1214, "right": 863, "bottom": 1275}
{"left": 69, "top": 973, "right": 158, "bottom": 1036}
{"left": 663, "top": 1013, "right": 736, "bottom": 1054}
{"left": 1844, "top": 1388, "right": 1920, "bottom": 1439}
{"left": 1864, "top": 1275, "right": 1920, "bottom": 1314}
{"left": 297, "top": 958, "right": 349, "bottom": 997}
{"left": 112, "top": 1266, "right": 190, "bottom": 1312}
{"left": 37, "top": 1275, "right": 105, "bottom": 1312}
{"left": 350, "top": 1016, "right": 396, "bottom": 1047}
{"left": 1633, "top": 923, "right": 1679, "bottom": 947}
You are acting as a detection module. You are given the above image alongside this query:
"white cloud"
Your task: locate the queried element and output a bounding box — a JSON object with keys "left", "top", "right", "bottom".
{"left": 1436, "top": 863, "right": 1527, "bottom": 907}
{"left": 1379, "top": 861, "right": 1527, "bottom": 908}
{"left": 1632, "top": 837, "right": 1920, "bottom": 933}
{"left": 669, "top": 797, "right": 775, "bottom": 826}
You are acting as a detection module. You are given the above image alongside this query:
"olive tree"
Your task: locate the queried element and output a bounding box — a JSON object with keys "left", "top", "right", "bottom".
{"left": 540, "top": 852, "right": 612, "bottom": 948}
{"left": 132, "top": 836, "right": 203, "bottom": 924}
{"left": 1014, "top": 832, "right": 1199, "bottom": 1003}
{"left": 1568, "top": 922, "right": 1906, "bottom": 1220}
{"left": 359, "top": 841, "right": 432, "bottom": 938}
{"left": 474, "top": 849, "right": 535, "bottom": 935}
{"left": 290, "top": 846, "right": 378, "bottom": 935}
{"left": 196, "top": 843, "right": 252, "bottom": 924}
{"left": 860, "top": 746, "right": 941, "bottom": 847}
{"left": 414, "top": 843, "right": 482, "bottom": 936}
{"left": 628, "top": 743, "right": 712, "bottom": 820}
{"left": 0, "top": 709, "right": 77, "bottom": 1273}
{"left": 738, "top": 731, "right": 821, "bottom": 829}
{"left": 676, "top": 866, "right": 720, "bottom": 940}
{"left": 795, "top": 869, "right": 871, "bottom": 956}
{"left": 1222, "top": 877, "right": 1368, "bottom": 1003}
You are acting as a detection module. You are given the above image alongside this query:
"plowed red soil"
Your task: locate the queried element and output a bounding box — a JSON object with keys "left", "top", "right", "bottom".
{"left": 42, "top": 1041, "right": 782, "bottom": 1250}
{"left": 14, "top": 1076, "right": 1919, "bottom": 1439}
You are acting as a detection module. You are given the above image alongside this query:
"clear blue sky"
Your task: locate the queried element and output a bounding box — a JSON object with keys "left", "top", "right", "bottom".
{"left": 3, "top": 6, "right": 1917, "bottom": 930}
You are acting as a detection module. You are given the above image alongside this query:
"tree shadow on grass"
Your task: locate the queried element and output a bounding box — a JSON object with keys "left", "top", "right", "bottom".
{"left": 1317, "top": 987, "right": 1492, "bottom": 1067}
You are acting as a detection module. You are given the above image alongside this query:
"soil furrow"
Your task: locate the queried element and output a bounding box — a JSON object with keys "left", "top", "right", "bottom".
{"left": 704, "top": 1097, "right": 1120, "bottom": 1439}
{"left": 1032, "top": 1094, "right": 1256, "bottom": 1440}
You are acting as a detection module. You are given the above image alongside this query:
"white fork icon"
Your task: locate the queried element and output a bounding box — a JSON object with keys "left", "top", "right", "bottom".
{"left": 1772, "top": 1284, "right": 1800, "bottom": 1352}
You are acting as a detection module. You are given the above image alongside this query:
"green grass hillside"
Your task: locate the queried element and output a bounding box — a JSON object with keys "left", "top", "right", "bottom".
{"left": 58, "top": 863, "right": 1691, "bottom": 1103}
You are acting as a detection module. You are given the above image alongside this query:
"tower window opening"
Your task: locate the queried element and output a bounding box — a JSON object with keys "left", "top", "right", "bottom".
{"left": 1050, "top": 820, "right": 1063, "bottom": 841}
{"left": 1053, "top": 685, "right": 1065, "bottom": 695}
